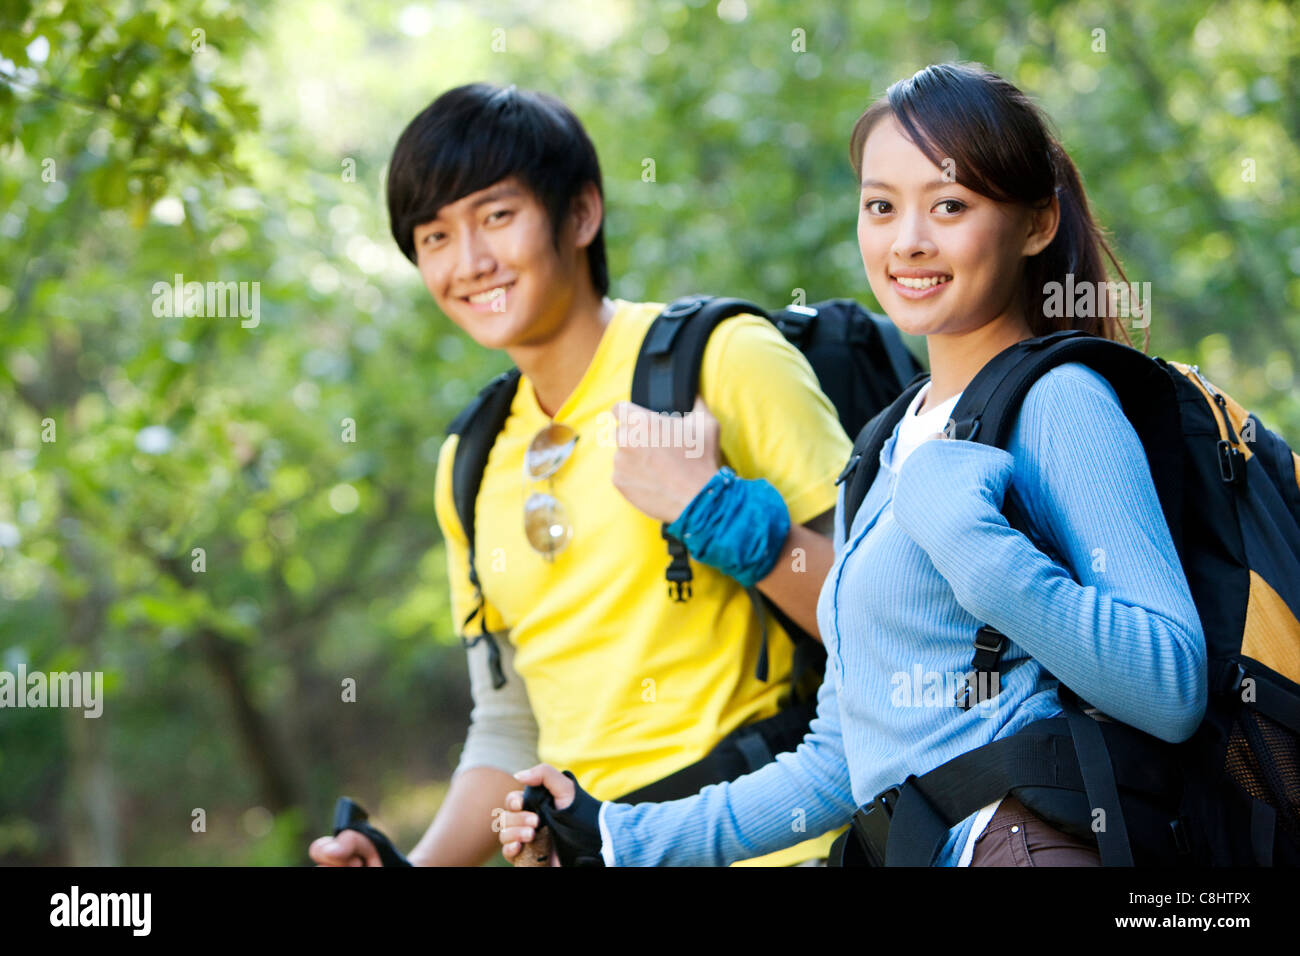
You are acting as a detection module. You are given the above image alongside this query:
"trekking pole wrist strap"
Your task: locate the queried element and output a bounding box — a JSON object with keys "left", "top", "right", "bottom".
{"left": 331, "top": 796, "right": 413, "bottom": 867}
{"left": 521, "top": 770, "right": 606, "bottom": 867}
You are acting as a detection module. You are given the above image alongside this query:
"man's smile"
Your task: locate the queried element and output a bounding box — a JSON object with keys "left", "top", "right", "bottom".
{"left": 460, "top": 281, "right": 516, "bottom": 311}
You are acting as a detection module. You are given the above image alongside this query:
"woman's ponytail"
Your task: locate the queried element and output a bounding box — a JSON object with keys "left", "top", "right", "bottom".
{"left": 1028, "top": 141, "right": 1140, "bottom": 346}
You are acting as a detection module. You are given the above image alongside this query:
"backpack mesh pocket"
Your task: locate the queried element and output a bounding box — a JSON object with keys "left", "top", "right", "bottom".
{"left": 1225, "top": 708, "right": 1300, "bottom": 845}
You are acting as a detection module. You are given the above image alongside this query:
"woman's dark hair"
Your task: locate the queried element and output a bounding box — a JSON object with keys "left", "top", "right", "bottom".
{"left": 849, "top": 63, "right": 1139, "bottom": 345}
{"left": 387, "top": 83, "right": 609, "bottom": 297}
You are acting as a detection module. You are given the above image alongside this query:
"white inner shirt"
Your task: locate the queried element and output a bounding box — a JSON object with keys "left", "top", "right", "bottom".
{"left": 885, "top": 379, "right": 961, "bottom": 473}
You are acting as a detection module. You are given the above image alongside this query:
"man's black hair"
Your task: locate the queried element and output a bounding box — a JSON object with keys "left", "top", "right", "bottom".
{"left": 387, "top": 83, "right": 609, "bottom": 297}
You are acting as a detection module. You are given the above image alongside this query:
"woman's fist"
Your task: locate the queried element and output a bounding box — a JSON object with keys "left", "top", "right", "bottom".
{"left": 499, "top": 764, "right": 573, "bottom": 865}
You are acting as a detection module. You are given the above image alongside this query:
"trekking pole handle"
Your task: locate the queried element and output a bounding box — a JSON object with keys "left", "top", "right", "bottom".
{"left": 332, "top": 796, "right": 413, "bottom": 867}
{"left": 511, "top": 825, "right": 555, "bottom": 867}
{"left": 513, "top": 780, "right": 562, "bottom": 867}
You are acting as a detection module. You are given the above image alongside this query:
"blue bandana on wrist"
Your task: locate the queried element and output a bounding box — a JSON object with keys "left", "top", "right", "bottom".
{"left": 664, "top": 466, "right": 791, "bottom": 588}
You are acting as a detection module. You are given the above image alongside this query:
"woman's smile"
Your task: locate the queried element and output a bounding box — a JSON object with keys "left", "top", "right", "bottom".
{"left": 890, "top": 271, "right": 953, "bottom": 299}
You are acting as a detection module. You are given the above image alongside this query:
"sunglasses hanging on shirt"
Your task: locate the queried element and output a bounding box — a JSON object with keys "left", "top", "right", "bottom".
{"left": 522, "top": 422, "right": 577, "bottom": 560}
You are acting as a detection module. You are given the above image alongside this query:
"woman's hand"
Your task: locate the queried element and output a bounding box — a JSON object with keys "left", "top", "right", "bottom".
{"left": 498, "top": 764, "right": 574, "bottom": 865}
{"left": 609, "top": 396, "right": 722, "bottom": 523}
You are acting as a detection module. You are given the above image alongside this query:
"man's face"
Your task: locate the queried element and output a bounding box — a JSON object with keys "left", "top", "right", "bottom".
{"left": 412, "top": 176, "right": 583, "bottom": 351}
{"left": 856, "top": 118, "right": 1042, "bottom": 340}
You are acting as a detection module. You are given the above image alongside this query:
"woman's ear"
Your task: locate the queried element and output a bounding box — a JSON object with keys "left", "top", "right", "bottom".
{"left": 1022, "top": 193, "right": 1060, "bottom": 258}
{"left": 568, "top": 181, "right": 604, "bottom": 250}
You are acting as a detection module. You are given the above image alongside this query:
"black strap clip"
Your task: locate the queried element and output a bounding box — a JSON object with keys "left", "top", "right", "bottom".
{"left": 1217, "top": 439, "right": 1246, "bottom": 486}
{"left": 835, "top": 453, "right": 862, "bottom": 486}
{"left": 663, "top": 525, "right": 693, "bottom": 602}
{"left": 849, "top": 785, "right": 900, "bottom": 867}
{"left": 948, "top": 416, "right": 981, "bottom": 442}
{"left": 956, "top": 626, "right": 1006, "bottom": 710}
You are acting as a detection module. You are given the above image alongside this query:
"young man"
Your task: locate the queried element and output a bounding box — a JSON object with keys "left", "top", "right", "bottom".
{"left": 309, "top": 83, "right": 851, "bottom": 866}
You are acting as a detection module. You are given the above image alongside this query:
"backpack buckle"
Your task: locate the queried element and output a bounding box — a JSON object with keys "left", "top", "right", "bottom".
{"left": 663, "top": 527, "right": 693, "bottom": 602}
{"left": 956, "top": 626, "right": 1006, "bottom": 710}
{"left": 951, "top": 416, "right": 981, "bottom": 442}
{"left": 849, "top": 785, "right": 900, "bottom": 866}
{"left": 972, "top": 626, "right": 1006, "bottom": 654}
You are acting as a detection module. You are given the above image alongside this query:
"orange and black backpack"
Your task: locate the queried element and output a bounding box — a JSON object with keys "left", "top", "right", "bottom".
{"left": 834, "top": 329, "right": 1300, "bottom": 866}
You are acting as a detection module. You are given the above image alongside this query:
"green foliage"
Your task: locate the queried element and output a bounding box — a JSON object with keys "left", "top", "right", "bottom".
{"left": 0, "top": 0, "right": 1294, "bottom": 863}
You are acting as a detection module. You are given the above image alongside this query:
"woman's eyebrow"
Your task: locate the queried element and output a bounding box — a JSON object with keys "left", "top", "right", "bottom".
{"left": 860, "top": 178, "right": 953, "bottom": 191}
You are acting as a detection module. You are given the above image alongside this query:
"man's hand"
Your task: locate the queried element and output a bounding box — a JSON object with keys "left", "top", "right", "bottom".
{"left": 308, "top": 829, "right": 383, "bottom": 867}
{"left": 498, "top": 764, "right": 574, "bottom": 865}
{"left": 610, "top": 396, "right": 722, "bottom": 523}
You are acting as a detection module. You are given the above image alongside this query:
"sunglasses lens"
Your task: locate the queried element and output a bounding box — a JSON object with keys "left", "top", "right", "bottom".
{"left": 524, "top": 493, "right": 572, "bottom": 557}
{"left": 524, "top": 424, "right": 578, "bottom": 482}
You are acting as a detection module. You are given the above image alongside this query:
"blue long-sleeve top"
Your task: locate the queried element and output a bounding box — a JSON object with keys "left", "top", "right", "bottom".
{"left": 599, "top": 362, "right": 1207, "bottom": 866}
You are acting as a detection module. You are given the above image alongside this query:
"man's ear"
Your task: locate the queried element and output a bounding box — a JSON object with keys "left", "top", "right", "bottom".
{"left": 1022, "top": 193, "right": 1060, "bottom": 258}
{"left": 568, "top": 181, "right": 603, "bottom": 250}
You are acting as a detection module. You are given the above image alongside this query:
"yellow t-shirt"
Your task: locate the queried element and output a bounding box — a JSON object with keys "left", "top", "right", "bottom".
{"left": 435, "top": 299, "right": 852, "bottom": 865}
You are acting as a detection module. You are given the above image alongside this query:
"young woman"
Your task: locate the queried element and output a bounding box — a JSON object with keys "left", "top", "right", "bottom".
{"left": 497, "top": 62, "right": 1207, "bottom": 867}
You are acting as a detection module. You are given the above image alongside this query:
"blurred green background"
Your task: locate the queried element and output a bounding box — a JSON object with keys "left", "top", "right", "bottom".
{"left": 0, "top": 0, "right": 1296, "bottom": 864}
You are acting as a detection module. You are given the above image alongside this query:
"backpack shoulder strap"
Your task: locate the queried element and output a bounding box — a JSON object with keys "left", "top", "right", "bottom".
{"left": 630, "top": 295, "right": 769, "bottom": 413}
{"left": 448, "top": 367, "right": 523, "bottom": 552}
{"left": 630, "top": 295, "right": 791, "bottom": 683}
{"left": 943, "top": 331, "right": 1186, "bottom": 716}
{"left": 836, "top": 373, "right": 930, "bottom": 534}
{"left": 629, "top": 295, "right": 766, "bottom": 606}
{"left": 447, "top": 367, "right": 522, "bottom": 688}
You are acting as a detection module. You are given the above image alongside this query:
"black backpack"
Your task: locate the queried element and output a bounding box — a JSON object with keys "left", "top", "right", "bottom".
{"left": 833, "top": 329, "right": 1300, "bottom": 866}
{"left": 446, "top": 295, "right": 921, "bottom": 693}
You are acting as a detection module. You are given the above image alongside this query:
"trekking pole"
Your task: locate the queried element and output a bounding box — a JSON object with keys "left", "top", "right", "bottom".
{"left": 511, "top": 783, "right": 556, "bottom": 867}
{"left": 510, "top": 826, "right": 555, "bottom": 867}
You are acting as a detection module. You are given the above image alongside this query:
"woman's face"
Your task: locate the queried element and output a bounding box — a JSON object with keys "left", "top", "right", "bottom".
{"left": 856, "top": 117, "right": 1056, "bottom": 340}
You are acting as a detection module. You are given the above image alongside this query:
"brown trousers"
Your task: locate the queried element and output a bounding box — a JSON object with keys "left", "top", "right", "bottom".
{"left": 969, "top": 795, "right": 1102, "bottom": 867}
